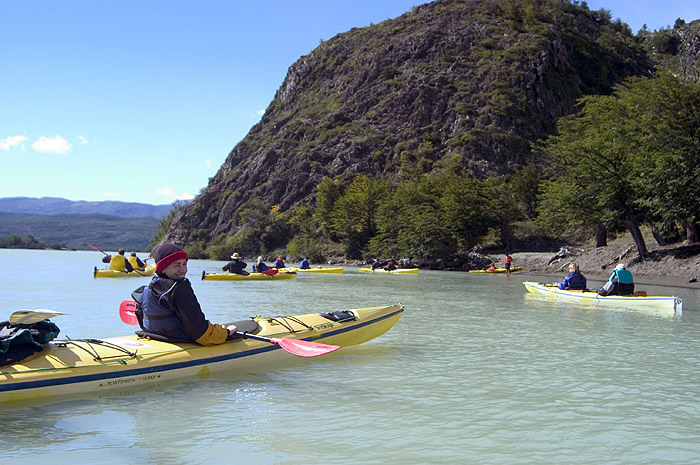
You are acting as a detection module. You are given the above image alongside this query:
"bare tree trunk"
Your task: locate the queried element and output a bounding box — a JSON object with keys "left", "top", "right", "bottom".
{"left": 625, "top": 215, "right": 648, "bottom": 257}
{"left": 664, "top": 222, "right": 682, "bottom": 244}
{"left": 595, "top": 224, "right": 607, "bottom": 247}
{"left": 651, "top": 224, "right": 667, "bottom": 246}
{"left": 688, "top": 220, "right": 700, "bottom": 243}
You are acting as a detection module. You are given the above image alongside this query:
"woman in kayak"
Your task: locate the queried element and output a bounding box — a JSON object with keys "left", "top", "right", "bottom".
{"left": 141, "top": 242, "right": 237, "bottom": 345}
{"left": 252, "top": 256, "right": 269, "bottom": 273}
{"left": 558, "top": 262, "right": 587, "bottom": 290}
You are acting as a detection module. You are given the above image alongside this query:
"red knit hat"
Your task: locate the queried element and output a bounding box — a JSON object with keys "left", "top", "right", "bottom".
{"left": 151, "top": 242, "right": 189, "bottom": 274}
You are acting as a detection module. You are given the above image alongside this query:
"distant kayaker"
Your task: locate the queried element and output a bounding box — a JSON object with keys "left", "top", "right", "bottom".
{"left": 222, "top": 252, "right": 249, "bottom": 275}
{"left": 558, "top": 262, "right": 587, "bottom": 290}
{"left": 371, "top": 259, "right": 382, "bottom": 270}
{"left": 110, "top": 249, "right": 134, "bottom": 273}
{"left": 299, "top": 256, "right": 310, "bottom": 269}
{"left": 504, "top": 253, "right": 513, "bottom": 275}
{"left": 273, "top": 256, "right": 286, "bottom": 269}
{"left": 384, "top": 261, "right": 397, "bottom": 271}
{"left": 252, "top": 256, "right": 269, "bottom": 273}
{"left": 128, "top": 252, "right": 146, "bottom": 271}
{"left": 486, "top": 264, "right": 496, "bottom": 271}
{"left": 140, "top": 242, "right": 237, "bottom": 345}
{"left": 598, "top": 263, "right": 634, "bottom": 296}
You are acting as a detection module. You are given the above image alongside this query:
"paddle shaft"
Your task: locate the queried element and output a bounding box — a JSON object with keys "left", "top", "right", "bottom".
{"left": 87, "top": 242, "right": 109, "bottom": 256}
{"left": 237, "top": 332, "right": 279, "bottom": 343}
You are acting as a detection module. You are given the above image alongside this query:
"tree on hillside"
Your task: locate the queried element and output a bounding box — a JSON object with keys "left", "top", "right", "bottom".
{"left": 621, "top": 73, "right": 700, "bottom": 243}
{"left": 536, "top": 92, "right": 649, "bottom": 256}
{"left": 537, "top": 72, "right": 700, "bottom": 254}
{"left": 330, "top": 175, "right": 389, "bottom": 258}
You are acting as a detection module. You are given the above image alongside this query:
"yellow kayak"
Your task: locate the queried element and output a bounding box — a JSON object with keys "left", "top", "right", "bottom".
{"left": 201, "top": 270, "right": 297, "bottom": 281}
{"left": 0, "top": 304, "right": 404, "bottom": 404}
{"left": 358, "top": 267, "right": 419, "bottom": 274}
{"left": 94, "top": 264, "right": 156, "bottom": 278}
{"left": 469, "top": 266, "right": 523, "bottom": 273}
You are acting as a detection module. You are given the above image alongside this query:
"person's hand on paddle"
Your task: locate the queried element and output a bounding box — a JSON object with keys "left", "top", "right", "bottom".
{"left": 226, "top": 324, "right": 238, "bottom": 337}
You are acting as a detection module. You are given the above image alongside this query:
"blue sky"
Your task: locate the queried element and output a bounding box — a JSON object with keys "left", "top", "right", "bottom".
{"left": 1, "top": 1, "right": 698, "bottom": 205}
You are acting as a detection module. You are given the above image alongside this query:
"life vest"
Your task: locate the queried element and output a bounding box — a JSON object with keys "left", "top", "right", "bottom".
{"left": 141, "top": 279, "right": 188, "bottom": 339}
{"left": 110, "top": 254, "right": 127, "bottom": 271}
{"left": 613, "top": 269, "right": 633, "bottom": 283}
{"left": 128, "top": 256, "right": 142, "bottom": 269}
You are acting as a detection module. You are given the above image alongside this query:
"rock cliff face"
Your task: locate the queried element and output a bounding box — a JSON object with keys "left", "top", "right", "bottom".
{"left": 164, "top": 0, "right": 652, "bottom": 247}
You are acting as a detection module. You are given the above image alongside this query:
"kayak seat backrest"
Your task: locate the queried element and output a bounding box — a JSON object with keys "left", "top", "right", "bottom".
{"left": 135, "top": 319, "right": 261, "bottom": 343}
{"left": 318, "top": 310, "right": 357, "bottom": 322}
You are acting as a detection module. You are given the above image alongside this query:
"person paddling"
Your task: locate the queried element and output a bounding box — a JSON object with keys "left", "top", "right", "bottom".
{"left": 598, "top": 263, "right": 634, "bottom": 296}
{"left": 222, "top": 252, "right": 249, "bottom": 275}
{"left": 110, "top": 249, "right": 134, "bottom": 273}
{"left": 252, "top": 256, "right": 269, "bottom": 273}
{"left": 128, "top": 252, "right": 146, "bottom": 271}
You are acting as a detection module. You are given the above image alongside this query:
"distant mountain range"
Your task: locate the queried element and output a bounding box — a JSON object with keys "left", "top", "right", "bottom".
{"left": 0, "top": 197, "right": 176, "bottom": 251}
{"left": 0, "top": 197, "right": 173, "bottom": 218}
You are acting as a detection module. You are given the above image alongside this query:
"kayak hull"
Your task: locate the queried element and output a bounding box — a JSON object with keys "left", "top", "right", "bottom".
{"left": 358, "top": 268, "right": 419, "bottom": 274}
{"left": 469, "top": 266, "right": 523, "bottom": 273}
{"left": 0, "top": 305, "right": 403, "bottom": 403}
{"left": 523, "top": 281, "right": 682, "bottom": 313}
{"left": 94, "top": 264, "right": 156, "bottom": 278}
{"left": 202, "top": 271, "right": 297, "bottom": 280}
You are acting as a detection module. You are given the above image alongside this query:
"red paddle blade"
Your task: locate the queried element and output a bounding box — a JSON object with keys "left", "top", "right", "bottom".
{"left": 119, "top": 300, "right": 139, "bottom": 325}
{"left": 262, "top": 269, "right": 279, "bottom": 276}
{"left": 270, "top": 337, "right": 340, "bottom": 357}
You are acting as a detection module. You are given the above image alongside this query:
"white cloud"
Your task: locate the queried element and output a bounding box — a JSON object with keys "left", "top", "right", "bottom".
{"left": 77, "top": 135, "right": 88, "bottom": 145}
{"left": 156, "top": 187, "right": 194, "bottom": 202}
{"left": 32, "top": 135, "right": 71, "bottom": 154}
{"left": 104, "top": 192, "right": 117, "bottom": 198}
{"left": 253, "top": 109, "right": 265, "bottom": 117}
{"left": 204, "top": 159, "right": 213, "bottom": 167}
{"left": 0, "top": 135, "right": 28, "bottom": 150}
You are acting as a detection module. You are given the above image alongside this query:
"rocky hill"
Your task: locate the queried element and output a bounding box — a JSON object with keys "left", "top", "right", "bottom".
{"left": 162, "top": 0, "right": 670, "bottom": 257}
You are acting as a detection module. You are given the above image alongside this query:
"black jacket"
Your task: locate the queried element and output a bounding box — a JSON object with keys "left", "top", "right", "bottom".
{"left": 144, "top": 277, "right": 209, "bottom": 341}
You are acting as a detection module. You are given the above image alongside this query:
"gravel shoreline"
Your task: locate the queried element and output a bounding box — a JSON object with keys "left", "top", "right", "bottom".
{"left": 487, "top": 241, "right": 700, "bottom": 290}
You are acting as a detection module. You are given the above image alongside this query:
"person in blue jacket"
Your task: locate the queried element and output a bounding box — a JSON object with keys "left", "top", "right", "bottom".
{"left": 558, "top": 262, "right": 586, "bottom": 290}
{"left": 299, "top": 256, "right": 310, "bottom": 269}
{"left": 252, "top": 256, "right": 269, "bottom": 273}
{"left": 598, "top": 263, "right": 634, "bottom": 296}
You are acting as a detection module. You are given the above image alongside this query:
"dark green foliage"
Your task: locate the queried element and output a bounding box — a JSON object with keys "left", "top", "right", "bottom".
{"left": 536, "top": 71, "right": 700, "bottom": 255}
{"left": 0, "top": 234, "right": 67, "bottom": 250}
